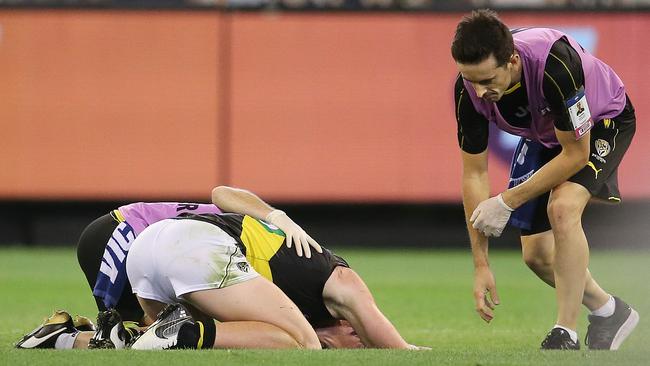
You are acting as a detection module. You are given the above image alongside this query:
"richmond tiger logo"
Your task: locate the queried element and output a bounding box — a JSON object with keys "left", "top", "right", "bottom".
{"left": 595, "top": 139, "right": 611, "bottom": 157}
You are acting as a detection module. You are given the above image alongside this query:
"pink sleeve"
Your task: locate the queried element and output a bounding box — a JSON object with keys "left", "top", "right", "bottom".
{"left": 118, "top": 202, "right": 222, "bottom": 235}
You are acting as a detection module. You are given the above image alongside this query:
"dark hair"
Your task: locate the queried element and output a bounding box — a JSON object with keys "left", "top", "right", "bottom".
{"left": 451, "top": 9, "right": 513, "bottom": 66}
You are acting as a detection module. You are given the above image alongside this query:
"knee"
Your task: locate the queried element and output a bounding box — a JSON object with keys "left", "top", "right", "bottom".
{"left": 547, "top": 196, "right": 583, "bottom": 232}
{"left": 294, "top": 329, "right": 321, "bottom": 350}
{"left": 521, "top": 234, "right": 554, "bottom": 272}
{"left": 523, "top": 251, "right": 553, "bottom": 272}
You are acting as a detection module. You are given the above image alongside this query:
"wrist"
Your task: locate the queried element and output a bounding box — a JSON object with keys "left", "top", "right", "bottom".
{"left": 497, "top": 193, "right": 514, "bottom": 211}
{"left": 265, "top": 209, "right": 285, "bottom": 223}
{"left": 473, "top": 258, "right": 490, "bottom": 269}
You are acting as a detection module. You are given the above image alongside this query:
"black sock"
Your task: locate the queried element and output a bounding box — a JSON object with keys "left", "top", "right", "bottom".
{"left": 196, "top": 320, "right": 216, "bottom": 349}
{"left": 176, "top": 322, "right": 200, "bottom": 349}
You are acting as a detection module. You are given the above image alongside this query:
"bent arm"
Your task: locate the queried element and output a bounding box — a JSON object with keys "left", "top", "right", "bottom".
{"left": 322, "top": 267, "right": 410, "bottom": 349}
{"left": 501, "top": 129, "right": 590, "bottom": 209}
{"left": 212, "top": 185, "right": 322, "bottom": 257}
{"left": 211, "top": 185, "right": 275, "bottom": 220}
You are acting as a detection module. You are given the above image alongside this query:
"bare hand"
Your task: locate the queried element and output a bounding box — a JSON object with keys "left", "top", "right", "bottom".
{"left": 473, "top": 266, "right": 500, "bottom": 323}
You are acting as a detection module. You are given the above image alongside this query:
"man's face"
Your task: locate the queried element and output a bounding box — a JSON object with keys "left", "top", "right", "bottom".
{"left": 315, "top": 320, "right": 364, "bottom": 349}
{"left": 457, "top": 54, "right": 516, "bottom": 103}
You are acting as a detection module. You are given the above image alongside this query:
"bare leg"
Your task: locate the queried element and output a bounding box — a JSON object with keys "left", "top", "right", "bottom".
{"left": 137, "top": 277, "right": 320, "bottom": 349}
{"left": 180, "top": 301, "right": 314, "bottom": 349}
{"left": 547, "top": 182, "right": 591, "bottom": 330}
{"left": 183, "top": 277, "right": 320, "bottom": 349}
{"left": 521, "top": 230, "right": 610, "bottom": 311}
{"left": 212, "top": 321, "right": 308, "bottom": 349}
{"left": 72, "top": 331, "right": 93, "bottom": 349}
{"left": 137, "top": 298, "right": 167, "bottom": 321}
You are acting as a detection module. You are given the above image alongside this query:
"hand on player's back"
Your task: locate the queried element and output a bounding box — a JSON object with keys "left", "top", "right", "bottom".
{"left": 265, "top": 210, "right": 323, "bottom": 258}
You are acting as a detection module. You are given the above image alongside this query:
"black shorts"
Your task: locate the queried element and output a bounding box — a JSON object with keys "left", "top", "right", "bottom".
{"left": 76, "top": 213, "right": 144, "bottom": 322}
{"left": 269, "top": 245, "right": 350, "bottom": 327}
{"left": 517, "top": 95, "right": 636, "bottom": 236}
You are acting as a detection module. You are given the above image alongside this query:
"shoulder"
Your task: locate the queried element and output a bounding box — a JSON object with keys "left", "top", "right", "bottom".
{"left": 543, "top": 38, "right": 584, "bottom": 99}
{"left": 454, "top": 73, "right": 473, "bottom": 111}
{"left": 545, "top": 38, "right": 583, "bottom": 82}
{"left": 454, "top": 73, "right": 465, "bottom": 97}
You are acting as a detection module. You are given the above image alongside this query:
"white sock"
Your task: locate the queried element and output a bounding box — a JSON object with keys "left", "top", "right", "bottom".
{"left": 54, "top": 331, "right": 79, "bottom": 350}
{"left": 591, "top": 295, "right": 615, "bottom": 318}
{"left": 553, "top": 324, "right": 578, "bottom": 343}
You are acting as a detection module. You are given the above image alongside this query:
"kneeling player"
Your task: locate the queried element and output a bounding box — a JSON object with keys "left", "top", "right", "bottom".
{"left": 16, "top": 187, "right": 423, "bottom": 350}
{"left": 127, "top": 216, "right": 323, "bottom": 349}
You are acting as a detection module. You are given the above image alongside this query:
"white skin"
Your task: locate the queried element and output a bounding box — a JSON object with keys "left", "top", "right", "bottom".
{"left": 73, "top": 277, "right": 322, "bottom": 349}
{"left": 322, "top": 266, "right": 415, "bottom": 349}
{"left": 138, "top": 276, "right": 321, "bottom": 349}
{"left": 73, "top": 319, "right": 361, "bottom": 350}
{"left": 71, "top": 267, "right": 419, "bottom": 350}
{"left": 314, "top": 320, "right": 364, "bottom": 349}
{"left": 211, "top": 186, "right": 322, "bottom": 258}
{"left": 458, "top": 53, "right": 609, "bottom": 330}
{"left": 69, "top": 188, "right": 411, "bottom": 349}
{"left": 180, "top": 265, "right": 421, "bottom": 349}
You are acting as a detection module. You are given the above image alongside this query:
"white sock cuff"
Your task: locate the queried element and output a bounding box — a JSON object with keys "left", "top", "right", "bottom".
{"left": 54, "top": 331, "right": 80, "bottom": 350}
{"left": 591, "top": 295, "right": 615, "bottom": 317}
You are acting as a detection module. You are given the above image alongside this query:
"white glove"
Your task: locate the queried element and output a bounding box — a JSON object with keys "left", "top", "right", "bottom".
{"left": 470, "top": 194, "right": 514, "bottom": 237}
{"left": 265, "top": 210, "right": 323, "bottom": 258}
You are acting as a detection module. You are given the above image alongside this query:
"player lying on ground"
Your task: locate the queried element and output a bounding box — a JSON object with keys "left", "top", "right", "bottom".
{"left": 16, "top": 186, "right": 424, "bottom": 350}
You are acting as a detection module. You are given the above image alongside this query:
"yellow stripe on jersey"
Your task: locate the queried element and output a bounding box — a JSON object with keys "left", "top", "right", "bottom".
{"left": 503, "top": 81, "right": 521, "bottom": 95}
{"left": 603, "top": 118, "right": 612, "bottom": 128}
{"left": 457, "top": 91, "right": 465, "bottom": 149}
{"left": 111, "top": 209, "right": 125, "bottom": 223}
{"left": 239, "top": 216, "right": 285, "bottom": 282}
{"left": 549, "top": 52, "right": 578, "bottom": 91}
{"left": 544, "top": 71, "right": 565, "bottom": 100}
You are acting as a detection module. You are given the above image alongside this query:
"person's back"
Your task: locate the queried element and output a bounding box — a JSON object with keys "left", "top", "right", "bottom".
{"left": 179, "top": 212, "right": 418, "bottom": 349}
{"left": 177, "top": 212, "right": 348, "bottom": 327}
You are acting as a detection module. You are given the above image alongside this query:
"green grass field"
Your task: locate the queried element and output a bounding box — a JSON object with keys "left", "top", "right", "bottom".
{"left": 1, "top": 247, "right": 648, "bottom": 365}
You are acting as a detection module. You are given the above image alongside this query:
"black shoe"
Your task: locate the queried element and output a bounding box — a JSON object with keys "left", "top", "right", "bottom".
{"left": 130, "top": 304, "right": 198, "bottom": 350}
{"left": 540, "top": 328, "right": 580, "bottom": 350}
{"left": 88, "top": 309, "right": 138, "bottom": 349}
{"left": 15, "top": 310, "right": 78, "bottom": 349}
{"left": 586, "top": 297, "right": 639, "bottom": 350}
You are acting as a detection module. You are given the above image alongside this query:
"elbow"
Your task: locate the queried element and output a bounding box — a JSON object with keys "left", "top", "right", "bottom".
{"left": 577, "top": 149, "right": 590, "bottom": 167}
{"left": 561, "top": 149, "right": 590, "bottom": 174}
{"left": 575, "top": 152, "right": 590, "bottom": 172}
{"left": 211, "top": 185, "right": 232, "bottom": 203}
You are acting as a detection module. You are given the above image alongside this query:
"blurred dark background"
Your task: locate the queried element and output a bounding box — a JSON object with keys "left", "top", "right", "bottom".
{"left": 1, "top": 200, "right": 649, "bottom": 249}
{"left": 1, "top": 1, "right": 648, "bottom": 249}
